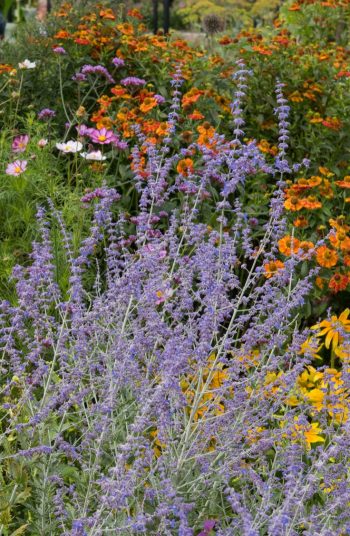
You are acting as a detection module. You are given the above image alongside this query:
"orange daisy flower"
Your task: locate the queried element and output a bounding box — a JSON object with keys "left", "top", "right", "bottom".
{"left": 140, "top": 97, "right": 158, "bottom": 113}
{"left": 322, "top": 117, "right": 342, "bottom": 130}
{"left": 293, "top": 216, "right": 309, "bottom": 228}
{"left": 308, "top": 176, "right": 322, "bottom": 187}
{"left": 188, "top": 110, "right": 205, "bottom": 121}
{"left": 156, "top": 123, "right": 170, "bottom": 137}
{"left": 341, "top": 237, "right": 350, "bottom": 253}
{"left": 316, "top": 246, "right": 338, "bottom": 268}
{"left": 197, "top": 122, "right": 216, "bottom": 137}
{"left": 316, "top": 277, "right": 325, "bottom": 289}
{"left": 318, "top": 179, "right": 334, "bottom": 199}
{"left": 319, "top": 167, "right": 334, "bottom": 177}
{"left": 99, "top": 8, "right": 115, "bottom": 19}
{"left": 336, "top": 176, "right": 350, "bottom": 188}
{"left": 264, "top": 260, "right": 285, "bottom": 278}
{"left": 284, "top": 196, "right": 304, "bottom": 211}
{"left": 182, "top": 88, "right": 203, "bottom": 108}
{"left": 302, "top": 196, "right": 322, "bottom": 210}
{"left": 117, "top": 23, "right": 134, "bottom": 35}
{"left": 329, "top": 273, "right": 349, "bottom": 293}
{"left": 278, "top": 235, "right": 301, "bottom": 256}
{"left": 329, "top": 230, "right": 350, "bottom": 251}
{"left": 177, "top": 158, "right": 194, "bottom": 176}
{"left": 299, "top": 241, "right": 315, "bottom": 259}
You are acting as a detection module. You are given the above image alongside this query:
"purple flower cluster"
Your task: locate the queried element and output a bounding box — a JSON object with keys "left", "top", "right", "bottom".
{"left": 73, "top": 64, "right": 116, "bottom": 84}
{"left": 38, "top": 108, "right": 56, "bottom": 120}
{"left": 53, "top": 46, "right": 66, "bottom": 55}
{"left": 120, "top": 76, "right": 146, "bottom": 86}
{"left": 112, "top": 57, "right": 125, "bottom": 68}
{"left": 1, "top": 69, "right": 350, "bottom": 535}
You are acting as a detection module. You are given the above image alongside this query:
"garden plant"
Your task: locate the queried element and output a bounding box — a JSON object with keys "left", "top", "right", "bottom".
{"left": 0, "top": 1, "right": 350, "bottom": 535}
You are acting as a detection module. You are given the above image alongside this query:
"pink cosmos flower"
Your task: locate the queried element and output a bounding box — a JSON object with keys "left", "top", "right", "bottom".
{"left": 6, "top": 160, "right": 28, "bottom": 176}
{"left": 12, "top": 135, "right": 29, "bottom": 153}
{"left": 88, "top": 128, "right": 117, "bottom": 145}
{"left": 37, "top": 138, "right": 48, "bottom": 148}
{"left": 80, "top": 150, "right": 107, "bottom": 161}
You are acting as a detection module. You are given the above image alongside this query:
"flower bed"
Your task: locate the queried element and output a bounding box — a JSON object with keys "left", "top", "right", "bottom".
{"left": 0, "top": 1, "right": 350, "bottom": 534}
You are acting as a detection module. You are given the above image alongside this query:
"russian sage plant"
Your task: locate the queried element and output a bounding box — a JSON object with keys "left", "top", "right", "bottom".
{"left": 0, "top": 63, "right": 350, "bottom": 536}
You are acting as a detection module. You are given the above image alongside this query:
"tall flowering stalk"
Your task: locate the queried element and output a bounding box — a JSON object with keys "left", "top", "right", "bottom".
{"left": 1, "top": 72, "right": 350, "bottom": 536}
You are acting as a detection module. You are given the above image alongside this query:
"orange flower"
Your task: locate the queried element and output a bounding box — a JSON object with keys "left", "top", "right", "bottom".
{"left": 318, "top": 179, "right": 334, "bottom": 199}
{"left": 316, "top": 246, "right": 338, "bottom": 268}
{"left": 322, "top": 117, "right": 342, "bottom": 130}
{"left": 329, "top": 217, "right": 349, "bottom": 232}
{"left": 197, "top": 122, "right": 215, "bottom": 137}
{"left": 99, "top": 8, "right": 115, "bottom": 19}
{"left": 293, "top": 216, "right": 309, "bottom": 228}
{"left": 219, "top": 36, "right": 234, "bottom": 45}
{"left": 252, "top": 45, "right": 273, "bottom": 56}
{"left": 319, "top": 167, "right": 334, "bottom": 177}
{"left": 289, "top": 91, "right": 304, "bottom": 103}
{"left": 111, "top": 86, "right": 130, "bottom": 98}
{"left": 299, "top": 241, "right": 315, "bottom": 259}
{"left": 117, "top": 23, "right": 134, "bottom": 35}
{"left": 284, "top": 196, "right": 304, "bottom": 211}
{"left": 156, "top": 123, "right": 169, "bottom": 137}
{"left": 264, "top": 260, "right": 285, "bottom": 278}
{"left": 308, "top": 176, "right": 322, "bottom": 187}
{"left": 336, "top": 175, "right": 350, "bottom": 188}
{"left": 54, "top": 30, "right": 70, "bottom": 39}
{"left": 182, "top": 88, "right": 204, "bottom": 108}
{"left": 329, "top": 230, "right": 350, "bottom": 251}
{"left": 329, "top": 273, "right": 349, "bottom": 293}
{"left": 177, "top": 158, "right": 194, "bottom": 176}
{"left": 140, "top": 97, "right": 158, "bottom": 113}
{"left": 257, "top": 139, "right": 278, "bottom": 156}
{"left": 0, "top": 64, "right": 13, "bottom": 74}
{"left": 316, "top": 276, "right": 325, "bottom": 289}
{"left": 127, "top": 8, "right": 143, "bottom": 19}
{"left": 340, "top": 237, "right": 350, "bottom": 253}
{"left": 95, "top": 116, "right": 114, "bottom": 129}
{"left": 278, "top": 235, "right": 300, "bottom": 256}
{"left": 188, "top": 110, "right": 204, "bottom": 120}
{"left": 302, "top": 196, "right": 322, "bottom": 210}
{"left": 309, "top": 114, "right": 324, "bottom": 124}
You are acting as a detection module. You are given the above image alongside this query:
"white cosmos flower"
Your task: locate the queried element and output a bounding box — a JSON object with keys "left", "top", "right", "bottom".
{"left": 18, "top": 59, "right": 37, "bottom": 69}
{"left": 80, "top": 150, "right": 107, "bottom": 161}
{"left": 56, "top": 140, "right": 83, "bottom": 153}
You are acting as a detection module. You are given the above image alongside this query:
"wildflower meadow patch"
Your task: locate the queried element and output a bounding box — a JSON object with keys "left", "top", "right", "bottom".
{"left": 1, "top": 1, "right": 350, "bottom": 534}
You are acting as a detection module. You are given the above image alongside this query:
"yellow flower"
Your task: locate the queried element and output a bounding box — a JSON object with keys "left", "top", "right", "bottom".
{"left": 298, "top": 336, "right": 323, "bottom": 360}
{"left": 297, "top": 366, "right": 323, "bottom": 389}
{"left": 305, "top": 388, "right": 325, "bottom": 410}
{"left": 304, "top": 423, "right": 325, "bottom": 449}
{"left": 312, "top": 309, "right": 350, "bottom": 351}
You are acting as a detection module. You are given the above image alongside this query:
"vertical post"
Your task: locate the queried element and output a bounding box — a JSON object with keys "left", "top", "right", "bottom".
{"left": 163, "top": 0, "right": 170, "bottom": 34}
{"left": 153, "top": 0, "right": 158, "bottom": 34}
{"left": 0, "top": 11, "right": 6, "bottom": 40}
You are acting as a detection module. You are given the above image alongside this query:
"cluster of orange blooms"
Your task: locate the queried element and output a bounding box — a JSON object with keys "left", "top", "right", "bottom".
{"left": 264, "top": 165, "right": 350, "bottom": 293}
{"left": 289, "top": 0, "right": 350, "bottom": 9}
